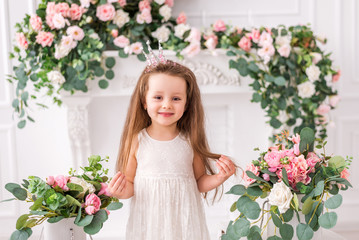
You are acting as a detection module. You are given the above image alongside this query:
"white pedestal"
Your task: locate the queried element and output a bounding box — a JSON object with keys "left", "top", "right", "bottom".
{"left": 43, "top": 218, "right": 86, "bottom": 240}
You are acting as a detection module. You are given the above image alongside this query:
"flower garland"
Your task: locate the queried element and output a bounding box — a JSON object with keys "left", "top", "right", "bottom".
{"left": 9, "top": 0, "right": 340, "bottom": 141}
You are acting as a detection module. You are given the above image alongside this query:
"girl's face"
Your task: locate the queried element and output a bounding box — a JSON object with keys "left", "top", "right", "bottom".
{"left": 144, "top": 73, "right": 187, "bottom": 129}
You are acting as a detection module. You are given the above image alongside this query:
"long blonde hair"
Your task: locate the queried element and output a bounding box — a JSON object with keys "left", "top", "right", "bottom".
{"left": 116, "top": 60, "right": 222, "bottom": 201}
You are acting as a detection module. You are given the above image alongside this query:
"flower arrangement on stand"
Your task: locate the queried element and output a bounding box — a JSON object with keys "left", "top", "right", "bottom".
{"left": 222, "top": 128, "right": 352, "bottom": 240}
{"left": 1, "top": 155, "right": 122, "bottom": 240}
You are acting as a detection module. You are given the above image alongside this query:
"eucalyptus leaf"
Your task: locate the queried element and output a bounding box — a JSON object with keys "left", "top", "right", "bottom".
{"left": 226, "top": 184, "right": 246, "bottom": 195}
{"left": 296, "top": 223, "right": 314, "bottom": 240}
{"left": 280, "top": 223, "right": 294, "bottom": 240}
{"left": 233, "top": 218, "right": 250, "bottom": 237}
{"left": 107, "top": 202, "right": 123, "bottom": 211}
{"left": 318, "top": 212, "right": 337, "bottom": 229}
{"left": 324, "top": 194, "right": 342, "bottom": 209}
{"left": 10, "top": 230, "right": 29, "bottom": 240}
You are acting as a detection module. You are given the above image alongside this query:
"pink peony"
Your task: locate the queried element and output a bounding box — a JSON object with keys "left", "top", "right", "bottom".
{"left": 332, "top": 70, "right": 341, "bottom": 83}
{"left": 98, "top": 183, "right": 111, "bottom": 196}
{"left": 118, "top": 0, "right": 127, "bottom": 7}
{"left": 317, "top": 104, "right": 331, "bottom": 116}
{"left": 113, "top": 35, "right": 130, "bottom": 48}
{"left": 165, "top": 0, "right": 174, "bottom": 7}
{"left": 139, "top": 0, "right": 151, "bottom": 12}
{"left": 238, "top": 36, "right": 251, "bottom": 52}
{"left": 249, "top": 29, "right": 261, "bottom": 43}
{"left": 84, "top": 193, "right": 101, "bottom": 215}
{"left": 36, "top": 31, "right": 54, "bottom": 47}
{"left": 213, "top": 19, "right": 226, "bottom": 32}
{"left": 243, "top": 163, "right": 259, "bottom": 185}
{"left": 54, "top": 175, "right": 69, "bottom": 191}
{"left": 306, "top": 152, "right": 321, "bottom": 170}
{"left": 176, "top": 12, "right": 187, "bottom": 24}
{"left": 279, "top": 155, "right": 311, "bottom": 189}
{"left": 181, "top": 41, "right": 201, "bottom": 58}
{"left": 46, "top": 2, "right": 56, "bottom": 15}
{"left": 264, "top": 149, "right": 282, "bottom": 172}
{"left": 16, "top": 33, "right": 28, "bottom": 49}
{"left": 55, "top": 2, "right": 70, "bottom": 18}
{"left": 30, "top": 15, "right": 43, "bottom": 32}
{"left": 69, "top": 4, "right": 86, "bottom": 21}
{"left": 46, "top": 176, "right": 55, "bottom": 186}
{"left": 329, "top": 95, "right": 340, "bottom": 107}
{"left": 338, "top": 168, "right": 350, "bottom": 189}
{"left": 66, "top": 26, "right": 85, "bottom": 41}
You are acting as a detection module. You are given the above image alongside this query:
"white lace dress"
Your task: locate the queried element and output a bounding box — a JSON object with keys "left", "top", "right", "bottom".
{"left": 126, "top": 129, "right": 210, "bottom": 240}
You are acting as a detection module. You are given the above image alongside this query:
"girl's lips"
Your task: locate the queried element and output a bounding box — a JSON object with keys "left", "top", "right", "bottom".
{"left": 158, "top": 112, "right": 174, "bottom": 117}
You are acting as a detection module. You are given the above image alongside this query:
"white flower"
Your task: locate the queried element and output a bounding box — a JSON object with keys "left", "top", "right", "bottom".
{"left": 159, "top": 5, "right": 171, "bottom": 22}
{"left": 268, "top": 181, "right": 293, "bottom": 214}
{"left": 259, "top": 31, "right": 273, "bottom": 47}
{"left": 47, "top": 70, "right": 65, "bottom": 85}
{"left": 306, "top": 64, "right": 321, "bottom": 82}
{"left": 152, "top": 26, "right": 170, "bottom": 42}
{"left": 54, "top": 44, "right": 71, "bottom": 59}
{"left": 310, "top": 52, "right": 322, "bottom": 64}
{"left": 297, "top": 81, "right": 316, "bottom": 99}
{"left": 277, "top": 44, "right": 291, "bottom": 58}
{"left": 66, "top": 26, "right": 85, "bottom": 41}
{"left": 89, "top": 32, "right": 100, "bottom": 40}
{"left": 70, "top": 177, "right": 96, "bottom": 197}
{"left": 61, "top": 35, "right": 77, "bottom": 49}
{"left": 257, "top": 43, "right": 275, "bottom": 64}
{"left": 113, "top": 9, "right": 130, "bottom": 28}
{"left": 86, "top": 16, "right": 93, "bottom": 23}
{"left": 155, "top": 0, "right": 166, "bottom": 4}
{"left": 275, "top": 35, "right": 291, "bottom": 47}
{"left": 80, "top": 0, "right": 91, "bottom": 8}
{"left": 52, "top": 13, "right": 65, "bottom": 29}
{"left": 174, "top": 24, "right": 190, "bottom": 39}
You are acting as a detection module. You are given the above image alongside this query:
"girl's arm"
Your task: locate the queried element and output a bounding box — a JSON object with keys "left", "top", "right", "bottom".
{"left": 193, "top": 154, "right": 235, "bottom": 193}
{"left": 108, "top": 135, "right": 138, "bottom": 199}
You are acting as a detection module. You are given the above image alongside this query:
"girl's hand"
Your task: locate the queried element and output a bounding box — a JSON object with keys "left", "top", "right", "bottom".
{"left": 108, "top": 172, "right": 127, "bottom": 198}
{"left": 215, "top": 155, "right": 236, "bottom": 183}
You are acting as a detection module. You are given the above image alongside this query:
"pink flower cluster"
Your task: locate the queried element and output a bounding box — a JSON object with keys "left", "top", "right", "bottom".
{"left": 46, "top": 2, "right": 86, "bottom": 29}
{"left": 47, "top": 175, "right": 70, "bottom": 191}
{"left": 245, "top": 134, "right": 322, "bottom": 189}
{"left": 83, "top": 193, "right": 101, "bottom": 215}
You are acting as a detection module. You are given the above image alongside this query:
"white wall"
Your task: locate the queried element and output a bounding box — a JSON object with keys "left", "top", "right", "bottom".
{"left": 0, "top": 0, "right": 358, "bottom": 239}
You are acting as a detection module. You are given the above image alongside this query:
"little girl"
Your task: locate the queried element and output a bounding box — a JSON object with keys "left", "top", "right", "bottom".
{"left": 108, "top": 44, "right": 236, "bottom": 239}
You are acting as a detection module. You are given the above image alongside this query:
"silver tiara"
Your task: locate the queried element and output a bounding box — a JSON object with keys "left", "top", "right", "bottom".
{"left": 142, "top": 40, "right": 167, "bottom": 68}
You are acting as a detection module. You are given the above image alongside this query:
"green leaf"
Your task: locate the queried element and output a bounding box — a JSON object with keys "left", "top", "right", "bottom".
{"left": 274, "top": 76, "right": 286, "bottom": 86}
{"left": 118, "top": 48, "right": 129, "bottom": 58}
{"left": 94, "top": 66, "right": 104, "bottom": 77}
{"left": 281, "top": 168, "right": 290, "bottom": 187}
{"left": 319, "top": 212, "right": 337, "bottom": 229}
{"left": 233, "top": 218, "right": 250, "bottom": 237}
{"left": 18, "top": 120, "right": 26, "bottom": 129}
{"left": 105, "top": 70, "right": 114, "bottom": 80}
{"left": 12, "top": 99, "right": 19, "bottom": 108}
{"left": 248, "top": 62, "right": 260, "bottom": 73}
{"left": 293, "top": 193, "right": 299, "bottom": 211}
{"left": 237, "top": 196, "right": 261, "bottom": 219}
{"left": 282, "top": 208, "right": 294, "bottom": 222}
{"left": 280, "top": 223, "right": 294, "bottom": 240}
{"left": 10, "top": 230, "right": 29, "bottom": 240}
{"left": 76, "top": 215, "right": 94, "bottom": 227}
{"left": 268, "top": 236, "right": 282, "bottom": 240}
{"left": 299, "top": 127, "right": 315, "bottom": 152}
{"left": 237, "top": 58, "right": 249, "bottom": 76}
{"left": 328, "top": 156, "right": 346, "bottom": 171}
{"left": 107, "top": 202, "right": 123, "bottom": 211}
{"left": 329, "top": 184, "right": 339, "bottom": 195}
{"left": 226, "top": 184, "right": 246, "bottom": 195}
{"left": 13, "top": 187, "right": 28, "bottom": 200}
{"left": 30, "top": 197, "right": 43, "bottom": 211}
{"left": 84, "top": 210, "right": 108, "bottom": 235}
{"left": 252, "top": 92, "right": 262, "bottom": 102}
{"left": 66, "top": 183, "right": 84, "bottom": 192}
{"left": 270, "top": 118, "right": 282, "bottom": 129}
{"left": 75, "top": 207, "right": 82, "bottom": 224}
{"left": 21, "top": 92, "right": 29, "bottom": 102}
{"left": 302, "top": 197, "right": 314, "bottom": 215}
{"left": 296, "top": 223, "right": 314, "bottom": 240}
{"left": 47, "top": 216, "right": 64, "bottom": 223}
{"left": 105, "top": 57, "right": 115, "bottom": 68}
{"left": 313, "top": 180, "right": 325, "bottom": 197}
{"left": 5, "top": 183, "right": 21, "bottom": 193}
{"left": 325, "top": 194, "right": 342, "bottom": 209}
{"left": 98, "top": 79, "right": 109, "bottom": 89}
{"left": 271, "top": 211, "right": 282, "bottom": 228}
{"left": 247, "top": 225, "right": 262, "bottom": 240}
{"left": 16, "top": 214, "right": 30, "bottom": 230}
{"left": 246, "top": 170, "right": 265, "bottom": 182}
{"left": 230, "top": 201, "right": 237, "bottom": 212}
{"left": 65, "top": 195, "right": 82, "bottom": 207}
{"left": 247, "top": 186, "right": 263, "bottom": 197}
{"left": 137, "top": 53, "right": 146, "bottom": 62}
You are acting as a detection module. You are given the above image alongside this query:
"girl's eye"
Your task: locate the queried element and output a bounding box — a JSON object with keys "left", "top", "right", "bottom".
{"left": 154, "top": 96, "right": 162, "bottom": 100}
{"left": 173, "top": 97, "right": 181, "bottom": 101}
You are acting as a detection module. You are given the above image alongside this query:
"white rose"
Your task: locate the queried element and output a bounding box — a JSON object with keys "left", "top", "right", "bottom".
{"left": 277, "top": 44, "right": 291, "bottom": 58}
{"left": 268, "top": 181, "right": 293, "bottom": 213}
{"left": 155, "top": 0, "right": 166, "bottom": 4}
{"left": 80, "top": 0, "right": 91, "bottom": 8}
{"left": 174, "top": 24, "right": 190, "bottom": 39}
{"left": 297, "top": 81, "right": 316, "bottom": 98}
{"left": 54, "top": 44, "right": 71, "bottom": 59}
{"left": 89, "top": 32, "right": 100, "bottom": 40}
{"left": 275, "top": 35, "right": 291, "bottom": 47}
{"left": 69, "top": 177, "right": 96, "bottom": 197}
{"left": 113, "top": 9, "right": 130, "bottom": 28}
{"left": 47, "top": 70, "right": 65, "bottom": 85}
{"left": 310, "top": 52, "right": 322, "bottom": 64}
{"left": 159, "top": 5, "right": 171, "bottom": 22}
{"left": 152, "top": 26, "right": 170, "bottom": 42}
{"left": 52, "top": 13, "right": 65, "bottom": 29}
{"left": 305, "top": 64, "right": 321, "bottom": 82}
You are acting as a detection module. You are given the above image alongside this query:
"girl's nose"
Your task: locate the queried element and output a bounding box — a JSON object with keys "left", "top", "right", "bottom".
{"left": 162, "top": 100, "right": 171, "bottom": 109}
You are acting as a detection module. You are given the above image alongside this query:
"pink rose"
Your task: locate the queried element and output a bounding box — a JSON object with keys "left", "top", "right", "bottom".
{"left": 46, "top": 2, "right": 56, "bottom": 15}
{"left": 46, "top": 14, "right": 56, "bottom": 29}
{"left": 111, "top": 29, "right": 118, "bottom": 38}
{"left": 118, "top": 0, "right": 127, "bottom": 7}
{"left": 306, "top": 152, "right": 321, "bottom": 169}
{"left": 16, "top": 33, "right": 28, "bottom": 49}
{"left": 130, "top": 42, "right": 143, "bottom": 55}
{"left": 47, "top": 176, "right": 55, "bottom": 186}
{"left": 249, "top": 29, "right": 261, "bottom": 43}
{"left": 96, "top": 3, "right": 115, "bottom": 21}
{"left": 264, "top": 150, "right": 282, "bottom": 172}
{"left": 278, "top": 44, "right": 291, "bottom": 58}
{"left": 181, "top": 41, "right": 200, "bottom": 58}
{"left": 69, "top": 4, "right": 86, "bottom": 21}
{"left": 138, "top": 8, "right": 152, "bottom": 24}
{"left": 30, "top": 15, "right": 43, "bottom": 32}
{"left": 36, "top": 31, "right": 54, "bottom": 47}
{"left": 317, "top": 104, "right": 330, "bottom": 116}
{"left": 204, "top": 36, "right": 218, "bottom": 50}
{"left": 54, "top": 175, "right": 69, "bottom": 191}
{"left": 238, "top": 36, "right": 251, "bottom": 52}
{"left": 213, "top": 19, "right": 226, "bottom": 32}
{"left": 98, "top": 183, "right": 111, "bottom": 196}
{"left": 113, "top": 35, "right": 130, "bottom": 48}
{"left": 329, "top": 95, "right": 340, "bottom": 107}
{"left": 259, "top": 31, "right": 273, "bottom": 47}
{"left": 139, "top": 0, "right": 151, "bottom": 12}
{"left": 55, "top": 2, "right": 70, "bottom": 18}
{"left": 52, "top": 13, "right": 66, "bottom": 29}
{"left": 338, "top": 168, "right": 350, "bottom": 189}
{"left": 176, "top": 12, "right": 187, "bottom": 24}
{"left": 165, "top": 0, "right": 174, "bottom": 7}
{"left": 66, "top": 26, "right": 85, "bottom": 41}
{"left": 243, "top": 163, "right": 259, "bottom": 185}
{"left": 84, "top": 193, "right": 101, "bottom": 215}
{"left": 185, "top": 27, "right": 201, "bottom": 43}
{"left": 332, "top": 70, "right": 341, "bottom": 83}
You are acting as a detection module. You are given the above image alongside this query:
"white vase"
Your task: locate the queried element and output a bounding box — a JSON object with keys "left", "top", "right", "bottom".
{"left": 43, "top": 218, "right": 86, "bottom": 240}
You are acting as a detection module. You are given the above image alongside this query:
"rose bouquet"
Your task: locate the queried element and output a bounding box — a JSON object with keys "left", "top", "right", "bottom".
{"left": 222, "top": 128, "right": 352, "bottom": 240}
{"left": 1, "top": 155, "right": 122, "bottom": 240}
